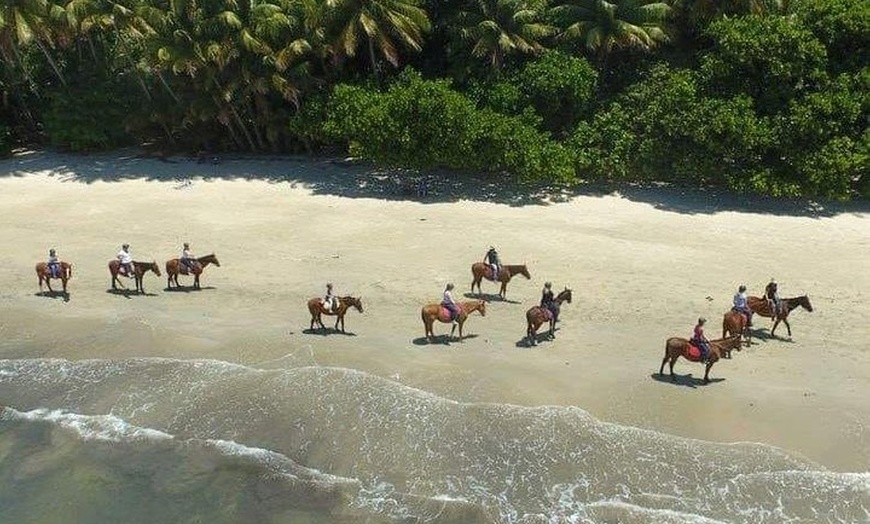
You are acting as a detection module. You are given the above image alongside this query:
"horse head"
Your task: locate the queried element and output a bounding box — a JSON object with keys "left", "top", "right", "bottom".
{"left": 477, "top": 300, "right": 487, "bottom": 316}
{"left": 558, "top": 287, "right": 573, "bottom": 304}
{"left": 346, "top": 296, "right": 363, "bottom": 313}
{"left": 520, "top": 264, "right": 531, "bottom": 280}
{"left": 798, "top": 295, "right": 813, "bottom": 312}
{"left": 151, "top": 261, "right": 162, "bottom": 276}
{"left": 202, "top": 253, "right": 220, "bottom": 267}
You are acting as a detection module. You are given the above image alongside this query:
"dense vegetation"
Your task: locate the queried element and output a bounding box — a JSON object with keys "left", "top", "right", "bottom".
{"left": 1, "top": 0, "right": 867, "bottom": 198}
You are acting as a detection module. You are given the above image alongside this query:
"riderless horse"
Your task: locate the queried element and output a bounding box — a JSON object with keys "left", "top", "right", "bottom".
{"left": 421, "top": 300, "right": 486, "bottom": 343}
{"left": 165, "top": 253, "right": 220, "bottom": 289}
{"left": 526, "top": 288, "right": 572, "bottom": 346}
{"left": 470, "top": 263, "right": 530, "bottom": 300}
{"left": 722, "top": 310, "right": 752, "bottom": 353}
{"left": 108, "top": 259, "right": 161, "bottom": 294}
{"left": 35, "top": 261, "right": 72, "bottom": 294}
{"left": 747, "top": 295, "right": 813, "bottom": 338}
{"left": 659, "top": 335, "right": 743, "bottom": 384}
{"left": 307, "top": 295, "right": 363, "bottom": 333}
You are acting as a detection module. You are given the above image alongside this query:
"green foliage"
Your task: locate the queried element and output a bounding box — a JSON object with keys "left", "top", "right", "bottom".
{"left": 324, "top": 69, "right": 574, "bottom": 182}
{"left": 701, "top": 16, "right": 828, "bottom": 113}
{"left": 792, "top": 0, "right": 870, "bottom": 73}
{"left": 796, "top": 135, "right": 868, "bottom": 200}
{"left": 0, "top": 123, "right": 11, "bottom": 157}
{"left": 42, "top": 79, "right": 136, "bottom": 152}
{"left": 514, "top": 50, "right": 597, "bottom": 134}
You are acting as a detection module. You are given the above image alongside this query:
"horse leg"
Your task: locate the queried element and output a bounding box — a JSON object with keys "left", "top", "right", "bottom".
{"left": 45, "top": 277, "right": 53, "bottom": 293}
{"left": 38, "top": 275, "right": 44, "bottom": 292}
{"left": 669, "top": 356, "right": 678, "bottom": 381}
{"left": 499, "top": 281, "right": 507, "bottom": 300}
{"left": 61, "top": 277, "right": 67, "bottom": 294}
{"left": 703, "top": 362, "right": 712, "bottom": 384}
{"left": 771, "top": 318, "right": 781, "bottom": 337}
{"left": 783, "top": 318, "right": 791, "bottom": 338}
{"left": 194, "top": 273, "right": 200, "bottom": 289}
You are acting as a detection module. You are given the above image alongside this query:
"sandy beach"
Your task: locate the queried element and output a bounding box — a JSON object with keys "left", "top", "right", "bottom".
{"left": 1, "top": 149, "right": 868, "bottom": 474}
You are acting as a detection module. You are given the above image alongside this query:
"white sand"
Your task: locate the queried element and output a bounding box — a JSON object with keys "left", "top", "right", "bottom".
{"left": 1, "top": 150, "right": 868, "bottom": 471}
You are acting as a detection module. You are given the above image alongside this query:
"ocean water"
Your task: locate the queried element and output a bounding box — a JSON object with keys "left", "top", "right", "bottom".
{"left": 0, "top": 358, "right": 867, "bottom": 524}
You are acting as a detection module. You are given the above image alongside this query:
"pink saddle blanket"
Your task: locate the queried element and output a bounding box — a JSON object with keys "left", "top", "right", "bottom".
{"left": 686, "top": 344, "right": 702, "bottom": 361}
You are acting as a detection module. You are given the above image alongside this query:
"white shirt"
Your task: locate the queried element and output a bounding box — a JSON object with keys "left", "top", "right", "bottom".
{"left": 733, "top": 292, "right": 747, "bottom": 309}
{"left": 182, "top": 249, "right": 193, "bottom": 260}
{"left": 443, "top": 290, "right": 455, "bottom": 304}
{"left": 118, "top": 250, "right": 132, "bottom": 264}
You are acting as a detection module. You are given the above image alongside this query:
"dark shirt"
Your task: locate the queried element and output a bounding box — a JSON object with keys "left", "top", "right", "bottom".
{"left": 486, "top": 249, "right": 500, "bottom": 265}
{"left": 765, "top": 283, "right": 778, "bottom": 300}
{"left": 540, "top": 290, "right": 554, "bottom": 308}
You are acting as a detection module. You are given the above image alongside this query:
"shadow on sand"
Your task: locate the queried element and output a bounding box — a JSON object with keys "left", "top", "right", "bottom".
{"left": 106, "top": 288, "right": 158, "bottom": 299}
{"left": 412, "top": 333, "right": 480, "bottom": 346}
{"left": 5, "top": 149, "right": 866, "bottom": 216}
{"left": 302, "top": 328, "right": 358, "bottom": 337}
{"left": 163, "top": 286, "right": 217, "bottom": 293}
{"left": 650, "top": 372, "right": 726, "bottom": 389}
{"left": 35, "top": 291, "right": 70, "bottom": 302}
{"left": 516, "top": 327, "right": 560, "bottom": 348}
{"left": 463, "top": 292, "right": 521, "bottom": 304}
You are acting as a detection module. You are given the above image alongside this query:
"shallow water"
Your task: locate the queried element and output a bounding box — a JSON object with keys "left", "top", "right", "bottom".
{"left": 1, "top": 358, "right": 867, "bottom": 523}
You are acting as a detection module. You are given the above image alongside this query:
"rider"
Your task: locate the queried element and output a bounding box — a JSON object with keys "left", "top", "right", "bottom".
{"left": 484, "top": 246, "right": 501, "bottom": 280}
{"left": 692, "top": 317, "right": 711, "bottom": 362}
{"left": 540, "top": 282, "right": 556, "bottom": 319}
{"left": 765, "top": 278, "right": 781, "bottom": 321}
{"left": 117, "top": 244, "right": 134, "bottom": 278}
{"left": 180, "top": 242, "right": 197, "bottom": 273}
{"left": 322, "top": 283, "right": 337, "bottom": 312}
{"left": 442, "top": 283, "right": 459, "bottom": 324}
{"left": 47, "top": 248, "right": 60, "bottom": 278}
{"left": 732, "top": 284, "right": 753, "bottom": 326}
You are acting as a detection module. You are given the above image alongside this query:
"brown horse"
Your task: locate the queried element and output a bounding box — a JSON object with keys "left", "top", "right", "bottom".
{"left": 35, "top": 261, "right": 72, "bottom": 294}
{"left": 109, "top": 259, "right": 161, "bottom": 294}
{"left": 421, "top": 300, "right": 487, "bottom": 343}
{"left": 307, "top": 295, "right": 364, "bottom": 333}
{"left": 659, "top": 335, "right": 743, "bottom": 384}
{"left": 165, "top": 253, "right": 220, "bottom": 289}
{"left": 525, "top": 288, "right": 573, "bottom": 346}
{"left": 722, "top": 310, "right": 752, "bottom": 353}
{"left": 470, "top": 263, "right": 531, "bottom": 300}
{"left": 747, "top": 295, "right": 813, "bottom": 338}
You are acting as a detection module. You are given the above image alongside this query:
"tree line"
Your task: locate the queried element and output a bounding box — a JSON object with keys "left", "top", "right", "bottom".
{"left": 1, "top": 0, "right": 867, "bottom": 199}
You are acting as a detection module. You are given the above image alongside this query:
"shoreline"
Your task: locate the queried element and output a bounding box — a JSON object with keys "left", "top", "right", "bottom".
{"left": 1, "top": 151, "right": 868, "bottom": 472}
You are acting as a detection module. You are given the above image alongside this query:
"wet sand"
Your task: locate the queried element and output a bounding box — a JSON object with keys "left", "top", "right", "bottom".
{"left": 1, "top": 150, "right": 868, "bottom": 472}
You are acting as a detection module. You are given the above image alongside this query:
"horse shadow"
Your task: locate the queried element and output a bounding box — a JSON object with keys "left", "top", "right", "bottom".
{"left": 35, "top": 291, "right": 70, "bottom": 302}
{"left": 650, "top": 372, "right": 725, "bottom": 389}
{"left": 164, "top": 286, "right": 217, "bottom": 293}
{"left": 106, "top": 289, "right": 159, "bottom": 299}
{"left": 515, "top": 327, "right": 561, "bottom": 348}
{"left": 302, "top": 328, "right": 357, "bottom": 337}
{"left": 462, "top": 292, "right": 521, "bottom": 305}
{"left": 412, "top": 334, "right": 480, "bottom": 346}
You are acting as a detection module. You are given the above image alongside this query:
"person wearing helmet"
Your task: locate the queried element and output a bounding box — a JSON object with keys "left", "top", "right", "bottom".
{"left": 47, "top": 248, "right": 60, "bottom": 278}
{"left": 692, "top": 317, "right": 711, "bottom": 362}
{"left": 442, "top": 283, "right": 459, "bottom": 324}
{"left": 483, "top": 246, "right": 501, "bottom": 280}
{"left": 117, "top": 244, "right": 134, "bottom": 278}
{"left": 540, "top": 281, "right": 556, "bottom": 319}
{"left": 322, "top": 283, "right": 337, "bottom": 312}
{"left": 732, "top": 284, "right": 753, "bottom": 326}
{"left": 765, "top": 278, "right": 780, "bottom": 320}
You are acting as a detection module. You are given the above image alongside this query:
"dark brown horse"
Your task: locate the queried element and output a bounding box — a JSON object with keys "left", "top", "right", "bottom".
{"left": 525, "top": 288, "right": 572, "bottom": 346}
{"left": 659, "top": 335, "right": 743, "bottom": 384}
{"left": 470, "top": 263, "right": 531, "bottom": 300}
{"left": 109, "top": 259, "right": 161, "bottom": 294}
{"left": 421, "top": 300, "right": 486, "bottom": 343}
{"left": 748, "top": 295, "right": 813, "bottom": 338}
{"left": 722, "top": 310, "right": 752, "bottom": 353}
{"left": 165, "top": 253, "right": 220, "bottom": 289}
{"left": 35, "top": 261, "right": 72, "bottom": 294}
{"left": 307, "top": 295, "right": 364, "bottom": 333}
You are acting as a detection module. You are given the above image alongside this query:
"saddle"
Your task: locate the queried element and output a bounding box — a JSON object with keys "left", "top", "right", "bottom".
{"left": 731, "top": 307, "right": 750, "bottom": 323}
{"left": 441, "top": 306, "right": 458, "bottom": 321}
{"left": 686, "top": 343, "right": 703, "bottom": 362}
{"left": 485, "top": 266, "right": 503, "bottom": 282}
{"left": 179, "top": 260, "right": 200, "bottom": 275}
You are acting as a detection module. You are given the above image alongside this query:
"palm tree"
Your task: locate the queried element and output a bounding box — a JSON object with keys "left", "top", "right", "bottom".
{"left": 458, "top": 0, "right": 555, "bottom": 71}
{"left": 551, "top": 0, "right": 671, "bottom": 64}
{"left": 324, "top": 0, "right": 431, "bottom": 83}
{"left": 0, "top": 0, "right": 68, "bottom": 86}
